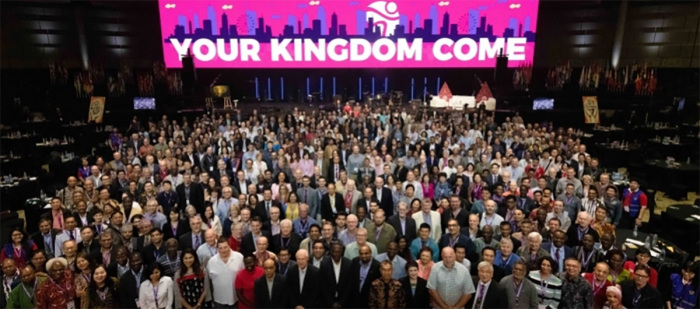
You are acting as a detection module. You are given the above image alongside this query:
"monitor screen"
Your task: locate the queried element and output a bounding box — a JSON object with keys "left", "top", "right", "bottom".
{"left": 158, "top": 0, "right": 540, "bottom": 68}
{"left": 677, "top": 97, "right": 686, "bottom": 111}
{"left": 533, "top": 98, "right": 554, "bottom": 110}
{"left": 134, "top": 97, "right": 156, "bottom": 110}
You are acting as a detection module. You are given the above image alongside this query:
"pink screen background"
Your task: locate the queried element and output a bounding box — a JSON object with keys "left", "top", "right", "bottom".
{"left": 159, "top": 0, "right": 539, "bottom": 68}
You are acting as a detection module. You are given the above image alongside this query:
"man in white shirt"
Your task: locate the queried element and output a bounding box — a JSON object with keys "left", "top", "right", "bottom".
{"left": 54, "top": 216, "right": 82, "bottom": 257}
{"left": 196, "top": 229, "right": 219, "bottom": 267}
{"left": 207, "top": 237, "right": 244, "bottom": 308}
{"left": 480, "top": 200, "right": 504, "bottom": 233}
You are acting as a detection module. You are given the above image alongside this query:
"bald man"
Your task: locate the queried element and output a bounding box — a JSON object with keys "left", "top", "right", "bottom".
{"left": 427, "top": 247, "right": 475, "bottom": 309}
{"left": 254, "top": 259, "right": 287, "bottom": 308}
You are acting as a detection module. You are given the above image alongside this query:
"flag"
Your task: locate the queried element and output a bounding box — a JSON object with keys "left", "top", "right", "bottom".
{"left": 88, "top": 96, "right": 106, "bottom": 123}
{"left": 582, "top": 96, "right": 600, "bottom": 124}
{"left": 438, "top": 82, "right": 453, "bottom": 100}
{"left": 476, "top": 82, "right": 493, "bottom": 101}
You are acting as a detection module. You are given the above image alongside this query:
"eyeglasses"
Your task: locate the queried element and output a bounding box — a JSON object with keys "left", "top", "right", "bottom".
{"left": 634, "top": 273, "right": 650, "bottom": 278}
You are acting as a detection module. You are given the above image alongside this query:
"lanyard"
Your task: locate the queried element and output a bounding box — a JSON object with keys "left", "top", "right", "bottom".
{"left": 578, "top": 227, "right": 589, "bottom": 241}
{"left": 21, "top": 280, "right": 37, "bottom": 302}
{"left": 513, "top": 280, "right": 524, "bottom": 305}
{"left": 539, "top": 277, "right": 550, "bottom": 299}
{"left": 280, "top": 235, "right": 291, "bottom": 248}
{"left": 49, "top": 278, "right": 70, "bottom": 294}
{"left": 153, "top": 284, "right": 159, "bottom": 308}
{"left": 580, "top": 249, "right": 595, "bottom": 269}
{"left": 592, "top": 279, "right": 606, "bottom": 295}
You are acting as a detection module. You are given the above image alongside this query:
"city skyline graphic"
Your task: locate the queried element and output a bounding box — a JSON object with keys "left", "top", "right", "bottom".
{"left": 163, "top": 1, "right": 538, "bottom": 43}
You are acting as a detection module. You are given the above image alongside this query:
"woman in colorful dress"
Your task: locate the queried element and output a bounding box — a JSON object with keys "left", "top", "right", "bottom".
{"left": 0, "top": 227, "right": 37, "bottom": 269}
{"left": 174, "top": 249, "right": 210, "bottom": 309}
{"left": 80, "top": 264, "right": 118, "bottom": 309}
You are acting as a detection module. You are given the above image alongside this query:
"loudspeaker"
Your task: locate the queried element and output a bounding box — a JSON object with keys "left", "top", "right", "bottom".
{"left": 494, "top": 50, "right": 509, "bottom": 88}
{"left": 181, "top": 54, "right": 196, "bottom": 96}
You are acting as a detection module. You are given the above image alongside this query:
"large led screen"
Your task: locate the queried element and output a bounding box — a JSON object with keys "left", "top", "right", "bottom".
{"left": 159, "top": 0, "right": 539, "bottom": 68}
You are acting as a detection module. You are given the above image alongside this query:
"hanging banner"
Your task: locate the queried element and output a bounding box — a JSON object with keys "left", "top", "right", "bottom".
{"left": 88, "top": 96, "right": 106, "bottom": 123}
{"left": 582, "top": 96, "right": 599, "bottom": 124}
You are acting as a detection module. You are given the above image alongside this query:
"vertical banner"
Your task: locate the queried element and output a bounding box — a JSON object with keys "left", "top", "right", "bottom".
{"left": 88, "top": 96, "right": 106, "bottom": 123}
{"left": 582, "top": 96, "right": 599, "bottom": 124}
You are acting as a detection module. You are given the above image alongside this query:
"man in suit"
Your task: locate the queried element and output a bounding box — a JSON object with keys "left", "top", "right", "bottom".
{"left": 320, "top": 242, "right": 352, "bottom": 308}
{"left": 373, "top": 178, "right": 394, "bottom": 217}
{"left": 297, "top": 176, "right": 319, "bottom": 218}
{"left": 320, "top": 183, "right": 345, "bottom": 223}
{"left": 233, "top": 170, "right": 252, "bottom": 196}
{"left": 394, "top": 158, "right": 409, "bottom": 182}
{"left": 411, "top": 198, "right": 442, "bottom": 243}
{"left": 542, "top": 229, "right": 575, "bottom": 275}
{"left": 179, "top": 216, "right": 206, "bottom": 251}
{"left": 176, "top": 173, "right": 204, "bottom": 213}
{"left": 200, "top": 146, "right": 217, "bottom": 175}
{"left": 357, "top": 159, "right": 375, "bottom": 184}
{"left": 78, "top": 226, "right": 99, "bottom": 255}
{"left": 350, "top": 244, "right": 381, "bottom": 308}
{"left": 286, "top": 249, "right": 320, "bottom": 308}
{"left": 326, "top": 156, "right": 345, "bottom": 183}
{"left": 240, "top": 216, "right": 272, "bottom": 257}
{"left": 255, "top": 189, "right": 281, "bottom": 223}
{"left": 31, "top": 218, "right": 61, "bottom": 258}
{"left": 467, "top": 261, "right": 509, "bottom": 308}
{"left": 441, "top": 195, "right": 469, "bottom": 232}
{"left": 484, "top": 164, "right": 503, "bottom": 188}
{"left": 141, "top": 228, "right": 166, "bottom": 265}
{"left": 118, "top": 252, "right": 148, "bottom": 309}
{"left": 254, "top": 258, "right": 287, "bottom": 308}
{"left": 387, "top": 202, "right": 417, "bottom": 244}
{"left": 180, "top": 145, "right": 200, "bottom": 171}
{"left": 365, "top": 209, "right": 397, "bottom": 254}
{"left": 90, "top": 230, "right": 119, "bottom": 268}
{"left": 354, "top": 186, "right": 378, "bottom": 216}
{"left": 212, "top": 159, "right": 234, "bottom": 184}
{"left": 565, "top": 212, "right": 600, "bottom": 248}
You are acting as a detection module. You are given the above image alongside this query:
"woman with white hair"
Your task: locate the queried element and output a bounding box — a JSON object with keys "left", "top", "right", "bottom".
{"left": 36, "top": 257, "right": 76, "bottom": 309}
{"left": 602, "top": 285, "right": 624, "bottom": 309}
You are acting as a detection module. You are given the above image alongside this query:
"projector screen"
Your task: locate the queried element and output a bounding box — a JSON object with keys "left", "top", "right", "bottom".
{"left": 533, "top": 97, "right": 554, "bottom": 110}
{"left": 159, "top": 0, "right": 539, "bottom": 68}
{"left": 134, "top": 97, "right": 156, "bottom": 110}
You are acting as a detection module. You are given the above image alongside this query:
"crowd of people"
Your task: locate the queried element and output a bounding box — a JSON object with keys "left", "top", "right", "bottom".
{"left": 1, "top": 102, "right": 698, "bottom": 309}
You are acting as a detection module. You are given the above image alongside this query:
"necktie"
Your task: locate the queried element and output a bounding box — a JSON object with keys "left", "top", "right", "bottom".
{"left": 475, "top": 283, "right": 485, "bottom": 309}
{"left": 335, "top": 166, "right": 339, "bottom": 180}
{"left": 304, "top": 189, "right": 308, "bottom": 203}
{"left": 194, "top": 235, "right": 200, "bottom": 248}
{"left": 556, "top": 248, "right": 561, "bottom": 266}
{"left": 69, "top": 231, "right": 75, "bottom": 241}
{"left": 266, "top": 202, "right": 271, "bottom": 214}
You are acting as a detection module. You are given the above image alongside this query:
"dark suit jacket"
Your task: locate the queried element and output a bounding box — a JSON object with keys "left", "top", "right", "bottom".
{"left": 212, "top": 169, "right": 234, "bottom": 183}
{"left": 176, "top": 183, "right": 205, "bottom": 213}
{"left": 255, "top": 200, "right": 282, "bottom": 222}
{"left": 233, "top": 180, "right": 252, "bottom": 196}
{"left": 387, "top": 215, "right": 417, "bottom": 244}
{"left": 326, "top": 163, "right": 346, "bottom": 183}
{"left": 140, "top": 243, "right": 166, "bottom": 265}
{"left": 357, "top": 168, "right": 375, "bottom": 183}
{"left": 541, "top": 242, "right": 576, "bottom": 272}
{"left": 286, "top": 264, "right": 321, "bottom": 308}
{"left": 178, "top": 231, "right": 205, "bottom": 251}
{"left": 400, "top": 276, "right": 430, "bottom": 308}
{"left": 320, "top": 192, "right": 345, "bottom": 223}
{"left": 163, "top": 220, "right": 191, "bottom": 241}
{"left": 350, "top": 258, "right": 381, "bottom": 308}
{"left": 441, "top": 208, "right": 469, "bottom": 231}
{"left": 180, "top": 153, "right": 200, "bottom": 171}
{"left": 270, "top": 233, "right": 302, "bottom": 258}
{"left": 620, "top": 280, "right": 664, "bottom": 309}
{"left": 78, "top": 240, "right": 100, "bottom": 255}
{"left": 466, "top": 279, "right": 509, "bottom": 309}
{"left": 484, "top": 174, "right": 503, "bottom": 188}
{"left": 30, "top": 229, "right": 61, "bottom": 255}
{"left": 320, "top": 257, "right": 353, "bottom": 307}
{"left": 565, "top": 224, "right": 600, "bottom": 247}
{"left": 118, "top": 268, "right": 148, "bottom": 309}
{"left": 516, "top": 196, "right": 536, "bottom": 213}
{"left": 89, "top": 247, "right": 119, "bottom": 270}
{"left": 395, "top": 166, "right": 409, "bottom": 182}
{"left": 240, "top": 231, "right": 272, "bottom": 257}
{"left": 254, "top": 274, "right": 287, "bottom": 308}
{"left": 355, "top": 197, "right": 378, "bottom": 215}
{"left": 375, "top": 187, "right": 394, "bottom": 217}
